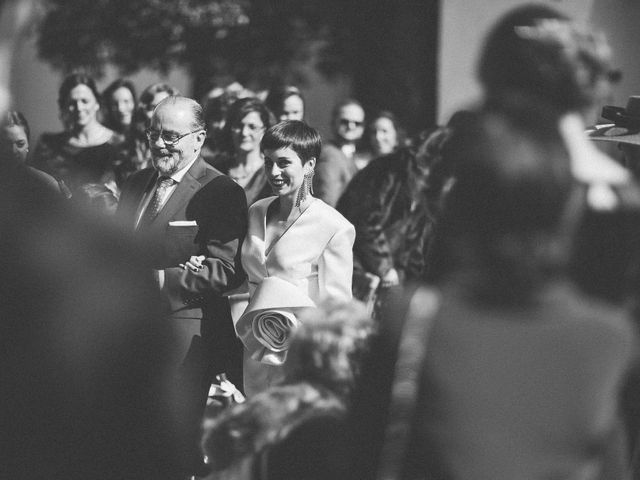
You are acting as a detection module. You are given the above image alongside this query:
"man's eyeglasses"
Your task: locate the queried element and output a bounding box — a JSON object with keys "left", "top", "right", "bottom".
{"left": 339, "top": 118, "right": 364, "bottom": 128}
{"left": 145, "top": 128, "right": 203, "bottom": 146}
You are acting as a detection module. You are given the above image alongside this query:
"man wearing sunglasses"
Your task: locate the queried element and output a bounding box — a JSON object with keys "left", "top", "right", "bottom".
{"left": 117, "top": 95, "right": 248, "bottom": 477}
{"left": 313, "top": 99, "right": 365, "bottom": 206}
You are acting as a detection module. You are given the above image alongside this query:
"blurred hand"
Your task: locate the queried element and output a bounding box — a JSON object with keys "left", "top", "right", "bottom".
{"left": 381, "top": 268, "right": 400, "bottom": 288}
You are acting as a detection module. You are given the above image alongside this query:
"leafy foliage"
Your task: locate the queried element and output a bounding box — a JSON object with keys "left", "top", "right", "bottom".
{"left": 36, "top": 0, "right": 438, "bottom": 131}
{"left": 38, "top": 0, "right": 249, "bottom": 74}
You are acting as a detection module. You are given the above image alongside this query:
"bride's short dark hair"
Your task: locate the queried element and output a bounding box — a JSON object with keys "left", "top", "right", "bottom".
{"left": 261, "top": 120, "right": 322, "bottom": 163}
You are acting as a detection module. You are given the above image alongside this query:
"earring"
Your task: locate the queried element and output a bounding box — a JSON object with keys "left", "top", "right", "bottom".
{"left": 307, "top": 167, "right": 315, "bottom": 195}
{"left": 295, "top": 167, "right": 315, "bottom": 208}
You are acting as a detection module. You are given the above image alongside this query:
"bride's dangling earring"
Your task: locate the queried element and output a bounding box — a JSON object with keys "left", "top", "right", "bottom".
{"left": 295, "top": 166, "right": 315, "bottom": 208}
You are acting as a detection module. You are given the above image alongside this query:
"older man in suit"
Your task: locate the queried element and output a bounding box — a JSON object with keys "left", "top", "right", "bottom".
{"left": 117, "top": 95, "right": 247, "bottom": 475}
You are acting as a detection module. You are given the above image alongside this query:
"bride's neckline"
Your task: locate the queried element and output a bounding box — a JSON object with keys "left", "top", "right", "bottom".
{"left": 264, "top": 197, "right": 316, "bottom": 256}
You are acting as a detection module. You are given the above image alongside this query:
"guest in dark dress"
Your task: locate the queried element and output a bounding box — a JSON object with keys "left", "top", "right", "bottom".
{"left": 31, "top": 72, "right": 123, "bottom": 197}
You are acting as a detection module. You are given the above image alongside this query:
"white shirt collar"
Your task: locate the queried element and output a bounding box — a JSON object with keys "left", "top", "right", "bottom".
{"left": 166, "top": 153, "right": 199, "bottom": 183}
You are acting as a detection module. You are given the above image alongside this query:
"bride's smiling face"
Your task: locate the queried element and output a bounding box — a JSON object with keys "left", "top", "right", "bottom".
{"left": 263, "top": 146, "right": 314, "bottom": 197}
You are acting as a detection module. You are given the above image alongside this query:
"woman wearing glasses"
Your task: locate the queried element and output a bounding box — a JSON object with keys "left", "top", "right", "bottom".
{"left": 209, "top": 97, "right": 276, "bottom": 206}
{"left": 31, "top": 72, "right": 123, "bottom": 198}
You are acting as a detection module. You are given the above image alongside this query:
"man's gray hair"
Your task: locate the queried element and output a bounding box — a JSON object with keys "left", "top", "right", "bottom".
{"left": 155, "top": 95, "right": 206, "bottom": 131}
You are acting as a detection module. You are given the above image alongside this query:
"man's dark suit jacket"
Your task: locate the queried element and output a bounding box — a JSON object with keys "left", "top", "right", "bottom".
{"left": 117, "top": 154, "right": 247, "bottom": 383}
{"left": 117, "top": 155, "right": 248, "bottom": 474}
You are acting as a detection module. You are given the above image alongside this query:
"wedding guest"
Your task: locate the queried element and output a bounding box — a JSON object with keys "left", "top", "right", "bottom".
{"left": 136, "top": 82, "right": 181, "bottom": 128}
{"left": 31, "top": 72, "right": 122, "bottom": 197}
{"left": 208, "top": 97, "right": 276, "bottom": 206}
{"left": 348, "top": 106, "right": 637, "bottom": 480}
{"left": 2, "top": 135, "right": 185, "bottom": 480}
{"left": 477, "top": 4, "right": 640, "bottom": 305}
{"left": 366, "top": 110, "right": 406, "bottom": 158}
{"left": 282, "top": 298, "right": 374, "bottom": 402}
{"left": 200, "top": 82, "right": 255, "bottom": 164}
{"left": 337, "top": 135, "right": 434, "bottom": 315}
{"left": 336, "top": 129, "right": 440, "bottom": 316}
{"left": 313, "top": 99, "right": 364, "bottom": 205}
{"left": 102, "top": 78, "right": 146, "bottom": 184}
{"left": 1, "top": 5, "right": 181, "bottom": 477}
{"left": 0, "top": 110, "right": 63, "bottom": 194}
{"left": 475, "top": 5, "right": 640, "bottom": 471}
{"left": 265, "top": 85, "right": 305, "bottom": 122}
{"left": 201, "top": 300, "right": 373, "bottom": 480}
{"left": 102, "top": 78, "right": 137, "bottom": 135}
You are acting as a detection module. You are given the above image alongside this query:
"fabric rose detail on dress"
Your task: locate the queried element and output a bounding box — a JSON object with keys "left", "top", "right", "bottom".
{"left": 234, "top": 276, "right": 315, "bottom": 366}
{"left": 251, "top": 309, "right": 300, "bottom": 365}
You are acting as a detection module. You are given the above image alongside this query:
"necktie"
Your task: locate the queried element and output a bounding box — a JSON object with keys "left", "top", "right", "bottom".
{"left": 140, "top": 176, "right": 175, "bottom": 227}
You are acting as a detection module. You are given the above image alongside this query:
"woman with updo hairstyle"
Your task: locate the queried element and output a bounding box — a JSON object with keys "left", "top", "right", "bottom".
{"left": 348, "top": 106, "right": 636, "bottom": 480}
{"left": 477, "top": 3, "right": 640, "bottom": 307}
{"left": 481, "top": 3, "right": 640, "bottom": 310}
{"left": 32, "top": 72, "right": 122, "bottom": 197}
{"left": 478, "top": 4, "right": 614, "bottom": 117}
{"left": 209, "top": 96, "right": 276, "bottom": 205}
{"left": 265, "top": 85, "right": 305, "bottom": 122}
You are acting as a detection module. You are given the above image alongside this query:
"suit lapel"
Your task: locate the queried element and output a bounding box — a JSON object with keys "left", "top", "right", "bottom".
{"left": 126, "top": 169, "right": 157, "bottom": 229}
{"left": 151, "top": 157, "right": 208, "bottom": 227}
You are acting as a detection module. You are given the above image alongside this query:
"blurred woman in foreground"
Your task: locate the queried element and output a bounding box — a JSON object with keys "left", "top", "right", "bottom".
{"left": 1, "top": 110, "right": 63, "bottom": 194}
{"left": 348, "top": 105, "right": 637, "bottom": 480}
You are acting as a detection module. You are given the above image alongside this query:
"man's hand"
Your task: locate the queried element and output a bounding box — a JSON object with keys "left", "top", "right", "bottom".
{"left": 180, "top": 255, "right": 206, "bottom": 273}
